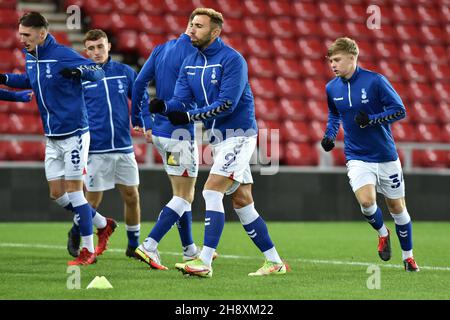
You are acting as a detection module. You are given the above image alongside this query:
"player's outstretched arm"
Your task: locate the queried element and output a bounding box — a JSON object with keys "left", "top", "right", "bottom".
{"left": 0, "top": 73, "right": 32, "bottom": 89}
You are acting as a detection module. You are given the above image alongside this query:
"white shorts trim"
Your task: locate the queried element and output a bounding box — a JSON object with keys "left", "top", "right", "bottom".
{"left": 45, "top": 132, "right": 90, "bottom": 181}
{"left": 346, "top": 159, "right": 405, "bottom": 199}
{"left": 84, "top": 152, "right": 139, "bottom": 192}
{"left": 153, "top": 136, "right": 199, "bottom": 178}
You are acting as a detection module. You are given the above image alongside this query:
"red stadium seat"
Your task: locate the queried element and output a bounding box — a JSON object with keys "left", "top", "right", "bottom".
{"left": 306, "top": 99, "right": 329, "bottom": 122}
{"left": 309, "top": 120, "right": 327, "bottom": 142}
{"left": 89, "top": 13, "right": 113, "bottom": 31}
{"left": 221, "top": 35, "right": 246, "bottom": 55}
{"left": 138, "top": 0, "right": 166, "bottom": 14}
{"left": 403, "top": 62, "right": 429, "bottom": 83}
{"left": 254, "top": 97, "right": 279, "bottom": 121}
{"left": 395, "top": 24, "right": 420, "bottom": 42}
{"left": 417, "top": 5, "right": 440, "bottom": 25}
{"left": 272, "top": 38, "right": 298, "bottom": 59}
{"left": 258, "top": 139, "right": 284, "bottom": 165}
{"left": 284, "top": 142, "right": 318, "bottom": 166}
{"left": 8, "top": 98, "right": 39, "bottom": 114}
{"left": 116, "top": 30, "right": 138, "bottom": 53}
{"left": 269, "top": 17, "right": 296, "bottom": 39}
{"left": 0, "top": 0, "right": 17, "bottom": 9}
{"left": 420, "top": 25, "right": 446, "bottom": 44}
{"left": 0, "top": 9, "right": 18, "bottom": 27}
{"left": 11, "top": 48, "right": 25, "bottom": 69}
{"left": 274, "top": 58, "right": 301, "bottom": 79}
{"left": 137, "top": 33, "right": 167, "bottom": 58}
{"left": 413, "top": 149, "right": 447, "bottom": 168}
{"left": 399, "top": 43, "right": 425, "bottom": 63}
{"left": 375, "top": 41, "right": 399, "bottom": 60}
{"left": 0, "top": 28, "right": 19, "bottom": 49}
{"left": 0, "top": 112, "right": 9, "bottom": 133}
{"left": 221, "top": 18, "right": 243, "bottom": 35}
{"left": 133, "top": 143, "right": 147, "bottom": 163}
{"left": 429, "top": 63, "right": 450, "bottom": 82}
{"left": 331, "top": 148, "right": 347, "bottom": 166}
{"left": 276, "top": 77, "right": 304, "bottom": 98}
{"left": 378, "top": 60, "right": 404, "bottom": 82}
{"left": 416, "top": 123, "right": 442, "bottom": 142}
{"left": 319, "top": 21, "right": 346, "bottom": 39}
{"left": 297, "top": 38, "right": 326, "bottom": 59}
{"left": 217, "top": 0, "right": 243, "bottom": 18}
{"left": 433, "top": 82, "right": 450, "bottom": 102}
{"left": 371, "top": 24, "right": 396, "bottom": 42}
{"left": 441, "top": 123, "right": 450, "bottom": 142}
{"left": 164, "top": 15, "right": 188, "bottom": 34}
{"left": 243, "top": 18, "right": 270, "bottom": 38}
{"left": 408, "top": 102, "right": 438, "bottom": 124}
{"left": 424, "top": 45, "right": 448, "bottom": 64}
{"left": 267, "top": 0, "right": 292, "bottom": 17}
{"left": 318, "top": 2, "right": 344, "bottom": 21}
{"left": 391, "top": 122, "right": 417, "bottom": 142}
{"left": 248, "top": 57, "right": 275, "bottom": 78}
{"left": 250, "top": 78, "right": 277, "bottom": 99}
{"left": 279, "top": 98, "right": 307, "bottom": 121}
{"left": 8, "top": 114, "right": 42, "bottom": 134}
{"left": 300, "top": 58, "right": 333, "bottom": 79}
{"left": 163, "top": 0, "right": 193, "bottom": 15}
{"left": 83, "top": 0, "right": 113, "bottom": 14}
{"left": 138, "top": 13, "right": 167, "bottom": 34}
{"left": 243, "top": 0, "right": 268, "bottom": 16}
{"left": 292, "top": 2, "right": 317, "bottom": 20}
{"left": 392, "top": 4, "right": 418, "bottom": 23}
{"left": 407, "top": 82, "right": 434, "bottom": 102}
{"left": 437, "top": 102, "right": 450, "bottom": 124}
{"left": 440, "top": 4, "right": 450, "bottom": 24}
{"left": 256, "top": 119, "right": 281, "bottom": 132}
{"left": 304, "top": 79, "right": 327, "bottom": 99}
{"left": 0, "top": 140, "right": 8, "bottom": 160}
{"left": 281, "top": 120, "right": 310, "bottom": 143}
{"left": 0, "top": 49, "right": 14, "bottom": 70}
{"left": 344, "top": 4, "right": 368, "bottom": 22}
{"left": 345, "top": 22, "right": 374, "bottom": 41}
{"left": 7, "top": 141, "right": 45, "bottom": 161}
{"left": 245, "top": 37, "right": 273, "bottom": 58}
{"left": 113, "top": 0, "right": 140, "bottom": 14}
{"left": 294, "top": 20, "right": 321, "bottom": 38}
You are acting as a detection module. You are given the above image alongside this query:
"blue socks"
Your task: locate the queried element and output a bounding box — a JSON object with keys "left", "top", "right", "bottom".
{"left": 203, "top": 210, "right": 225, "bottom": 249}
{"left": 177, "top": 210, "right": 194, "bottom": 247}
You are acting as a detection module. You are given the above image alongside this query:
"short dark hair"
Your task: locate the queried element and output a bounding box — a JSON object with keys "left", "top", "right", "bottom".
{"left": 83, "top": 29, "right": 109, "bottom": 44}
{"left": 19, "top": 11, "right": 49, "bottom": 29}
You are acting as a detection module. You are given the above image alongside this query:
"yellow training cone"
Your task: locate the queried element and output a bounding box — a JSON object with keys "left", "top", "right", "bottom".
{"left": 86, "top": 276, "right": 113, "bottom": 289}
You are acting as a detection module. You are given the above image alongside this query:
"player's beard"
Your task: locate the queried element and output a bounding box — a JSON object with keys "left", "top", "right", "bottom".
{"left": 192, "top": 33, "right": 213, "bottom": 50}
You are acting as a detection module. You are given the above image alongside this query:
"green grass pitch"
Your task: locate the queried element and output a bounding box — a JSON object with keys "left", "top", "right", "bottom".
{"left": 0, "top": 221, "right": 449, "bottom": 300}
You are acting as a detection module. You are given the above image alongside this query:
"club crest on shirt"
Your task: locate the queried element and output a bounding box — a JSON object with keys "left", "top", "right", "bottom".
{"left": 46, "top": 63, "right": 53, "bottom": 79}
{"left": 117, "top": 79, "right": 125, "bottom": 93}
{"left": 211, "top": 68, "right": 218, "bottom": 85}
{"left": 361, "top": 88, "right": 369, "bottom": 104}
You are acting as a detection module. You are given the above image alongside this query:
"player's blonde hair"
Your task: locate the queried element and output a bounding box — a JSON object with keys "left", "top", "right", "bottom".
{"left": 190, "top": 8, "right": 224, "bottom": 29}
{"left": 327, "top": 37, "right": 359, "bottom": 57}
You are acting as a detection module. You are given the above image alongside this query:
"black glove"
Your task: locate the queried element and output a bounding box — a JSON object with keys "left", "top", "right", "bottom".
{"left": 321, "top": 136, "right": 335, "bottom": 152}
{"left": 59, "top": 68, "right": 82, "bottom": 79}
{"left": 168, "top": 111, "right": 190, "bottom": 125}
{"left": 149, "top": 98, "right": 166, "bottom": 113}
{"left": 355, "top": 111, "right": 370, "bottom": 128}
{"left": 0, "top": 74, "right": 6, "bottom": 85}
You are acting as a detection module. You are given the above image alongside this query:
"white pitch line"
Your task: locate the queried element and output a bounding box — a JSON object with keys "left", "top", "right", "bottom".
{"left": 1, "top": 242, "right": 449, "bottom": 271}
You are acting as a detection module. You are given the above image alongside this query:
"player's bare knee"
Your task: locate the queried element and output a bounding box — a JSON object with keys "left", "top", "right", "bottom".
{"left": 232, "top": 189, "right": 253, "bottom": 209}
{"left": 387, "top": 203, "right": 405, "bottom": 214}
{"left": 123, "top": 188, "right": 139, "bottom": 206}
{"left": 359, "top": 199, "right": 376, "bottom": 209}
